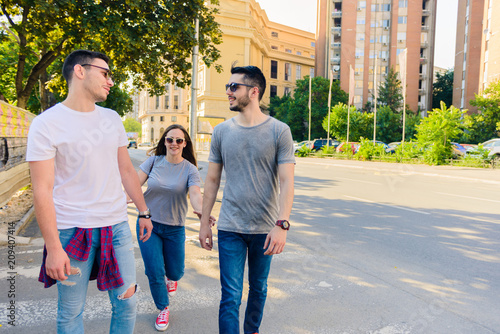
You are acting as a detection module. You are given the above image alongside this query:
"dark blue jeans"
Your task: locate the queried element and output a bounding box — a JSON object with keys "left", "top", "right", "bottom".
{"left": 137, "top": 220, "right": 185, "bottom": 310}
{"left": 217, "top": 230, "right": 273, "bottom": 334}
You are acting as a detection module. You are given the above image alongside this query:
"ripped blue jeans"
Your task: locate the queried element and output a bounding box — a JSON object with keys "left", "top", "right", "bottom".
{"left": 56, "top": 221, "right": 136, "bottom": 334}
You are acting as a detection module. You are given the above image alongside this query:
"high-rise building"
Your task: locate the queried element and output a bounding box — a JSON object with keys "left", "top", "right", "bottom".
{"left": 453, "top": 0, "right": 499, "bottom": 113}
{"left": 137, "top": 0, "right": 315, "bottom": 146}
{"left": 315, "top": 0, "right": 437, "bottom": 113}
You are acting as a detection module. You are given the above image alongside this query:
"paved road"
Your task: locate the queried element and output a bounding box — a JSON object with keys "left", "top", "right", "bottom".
{"left": 1, "top": 150, "right": 499, "bottom": 333}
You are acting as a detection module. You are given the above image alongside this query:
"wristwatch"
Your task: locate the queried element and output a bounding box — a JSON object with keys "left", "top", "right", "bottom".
{"left": 275, "top": 219, "right": 290, "bottom": 230}
{"left": 138, "top": 208, "right": 151, "bottom": 219}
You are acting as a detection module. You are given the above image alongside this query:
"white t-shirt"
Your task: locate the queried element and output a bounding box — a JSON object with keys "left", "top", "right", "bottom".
{"left": 26, "top": 103, "right": 129, "bottom": 229}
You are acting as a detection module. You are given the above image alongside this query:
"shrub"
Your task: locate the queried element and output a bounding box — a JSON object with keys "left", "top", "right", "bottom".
{"left": 355, "top": 138, "right": 386, "bottom": 161}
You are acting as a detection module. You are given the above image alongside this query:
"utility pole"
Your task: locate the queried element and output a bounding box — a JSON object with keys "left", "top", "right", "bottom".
{"left": 326, "top": 70, "right": 333, "bottom": 147}
{"left": 190, "top": 17, "right": 199, "bottom": 148}
{"left": 308, "top": 75, "right": 312, "bottom": 142}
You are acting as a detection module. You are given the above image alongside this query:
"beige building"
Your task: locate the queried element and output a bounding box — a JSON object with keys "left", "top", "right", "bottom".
{"left": 315, "top": 0, "right": 437, "bottom": 113}
{"left": 453, "top": 0, "right": 499, "bottom": 113}
{"left": 137, "top": 0, "right": 315, "bottom": 146}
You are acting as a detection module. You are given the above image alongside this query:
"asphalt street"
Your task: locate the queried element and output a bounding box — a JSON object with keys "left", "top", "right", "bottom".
{"left": 1, "top": 148, "right": 499, "bottom": 333}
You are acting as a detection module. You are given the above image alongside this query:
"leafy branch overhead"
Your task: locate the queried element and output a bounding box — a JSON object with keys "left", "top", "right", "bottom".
{"left": 0, "top": 0, "right": 223, "bottom": 110}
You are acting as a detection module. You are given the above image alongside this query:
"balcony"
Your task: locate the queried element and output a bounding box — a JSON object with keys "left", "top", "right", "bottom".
{"left": 422, "top": 9, "right": 430, "bottom": 16}
{"left": 418, "top": 88, "right": 426, "bottom": 95}
{"left": 420, "top": 57, "right": 428, "bottom": 64}
{"left": 330, "top": 57, "right": 341, "bottom": 64}
{"left": 331, "top": 26, "right": 342, "bottom": 35}
{"left": 421, "top": 42, "right": 429, "bottom": 48}
{"left": 332, "top": 11, "right": 342, "bottom": 18}
{"left": 331, "top": 42, "right": 341, "bottom": 49}
{"left": 419, "top": 74, "right": 426, "bottom": 80}
{"left": 421, "top": 25, "right": 429, "bottom": 32}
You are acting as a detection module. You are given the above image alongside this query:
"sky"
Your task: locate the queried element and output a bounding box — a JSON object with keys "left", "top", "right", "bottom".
{"left": 256, "top": 0, "right": 458, "bottom": 69}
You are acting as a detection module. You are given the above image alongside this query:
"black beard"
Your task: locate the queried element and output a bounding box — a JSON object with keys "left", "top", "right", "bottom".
{"left": 229, "top": 105, "right": 243, "bottom": 112}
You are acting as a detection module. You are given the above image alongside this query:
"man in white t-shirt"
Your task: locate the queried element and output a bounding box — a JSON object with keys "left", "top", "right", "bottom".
{"left": 26, "top": 50, "right": 152, "bottom": 334}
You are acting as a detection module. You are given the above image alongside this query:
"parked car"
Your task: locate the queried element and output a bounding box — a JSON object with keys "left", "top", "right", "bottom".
{"left": 139, "top": 142, "right": 152, "bottom": 147}
{"left": 312, "top": 138, "right": 340, "bottom": 151}
{"left": 294, "top": 140, "right": 314, "bottom": 153}
{"left": 481, "top": 138, "right": 500, "bottom": 161}
{"left": 451, "top": 142, "right": 466, "bottom": 157}
{"left": 336, "top": 142, "right": 359, "bottom": 154}
{"left": 127, "top": 140, "right": 137, "bottom": 149}
{"left": 354, "top": 140, "right": 394, "bottom": 154}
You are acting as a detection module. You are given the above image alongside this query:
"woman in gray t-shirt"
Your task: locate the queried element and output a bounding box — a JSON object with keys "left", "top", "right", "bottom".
{"left": 135, "top": 124, "right": 214, "bottom": 331}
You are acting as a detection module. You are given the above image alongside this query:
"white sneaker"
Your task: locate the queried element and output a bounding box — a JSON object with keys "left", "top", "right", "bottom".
{"left": 167, "top": 279, "right": 177, "bottom": 297}
{"left": 155, "top": 307, "right": 169, "bottom": 331}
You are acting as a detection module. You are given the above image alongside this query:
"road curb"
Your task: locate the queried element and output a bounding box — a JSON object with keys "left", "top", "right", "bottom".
{"left": 0, "top": 206, "right": 35, "bottom": 246}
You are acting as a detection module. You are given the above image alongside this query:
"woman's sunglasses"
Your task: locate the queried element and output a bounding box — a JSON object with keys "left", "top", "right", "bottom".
{"left": 225, "top": 82, "right": 255, "bottom": 92}
{"left": 166, "top": 137, "right": 185, "bottom": 144}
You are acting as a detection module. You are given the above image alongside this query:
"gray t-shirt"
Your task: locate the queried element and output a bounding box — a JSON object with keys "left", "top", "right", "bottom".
{"left": 209, "top": 116, "right": 295, "bottom": 234}
{"left": 140, "top": 156, "right": 201, "bottom": 226}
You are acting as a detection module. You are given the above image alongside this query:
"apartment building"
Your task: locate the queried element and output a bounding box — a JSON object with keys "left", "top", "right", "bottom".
{"left": 316, "top": 0, "right": 437, "bottom": 113}
{"left": 453, "top": 0, "right": 499, "bottom": 113}
{"left": 137, "top": 0, "right": 315, "bottom": 146}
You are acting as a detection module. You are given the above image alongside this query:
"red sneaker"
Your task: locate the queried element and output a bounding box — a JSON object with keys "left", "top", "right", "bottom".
{"left": 155, "top": 307, "right": 169, "bottom": 331}
{"left": 167, "top": 279, "right": 177, "bottom": 297}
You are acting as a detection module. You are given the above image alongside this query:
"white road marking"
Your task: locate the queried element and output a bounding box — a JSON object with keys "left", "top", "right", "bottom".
{"left": 343, "top": 195, "right": 430, "bottom": 215}
{"left": 435, "top": 192, "right": 500, "bottom": 203}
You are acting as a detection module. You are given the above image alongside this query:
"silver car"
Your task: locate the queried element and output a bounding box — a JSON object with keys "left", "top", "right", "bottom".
{"left": 482, "top": 138, "right": 500, "bottom": 162}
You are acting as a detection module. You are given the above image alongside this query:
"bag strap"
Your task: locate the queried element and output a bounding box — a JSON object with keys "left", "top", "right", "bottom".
{"left": 148, "top": 156, "right": 156, "bottom": 176}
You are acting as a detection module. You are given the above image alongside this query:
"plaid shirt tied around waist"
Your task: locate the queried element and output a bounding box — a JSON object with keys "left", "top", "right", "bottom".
{"left": 39, "top": 226, "right": 124, "bottom": 291}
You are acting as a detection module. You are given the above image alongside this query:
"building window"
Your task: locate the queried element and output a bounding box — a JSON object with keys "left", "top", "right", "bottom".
{"left": 151, "top": 116, "right": 154, "bottom": 122}
{"left": 174, "top": 83, "right": 179, "bottom": 90}
{"left": 397, "top": 32, "right": 406, "bottom": 41}
{"left": 285, "top": 49, "right": 292, "bottom": 53}
{"left": 399, "top": 0, "right": 408, "bottom": 8}
{"left": 381, "top": 4, "right": 391, "bottom": 11}
{"left": 164, "top": 95, "right": 169, "bottom": 109}
{"left": 155, "top": 96, "right": 160, "bottom": 109}
{"left": 271, "top": 45, "right": 278, "bottom": 50}
{"left": 357, "top": 33, "right": 365, "bottom": 41}
{"left": 371, "top": 4, "right": 379, "bottom": 11}
{"left": 358, "top": 1, "right": 366, "bottom": 8}
{"left": 357, "top": 19, "right": 365, "bottom": 24}
{"left": 271, "top": 31, "right": 278, "bottom": 38}
{"left": 270, "top": 85, "right": 277, "bottom": 98}
{"left": 171, "top": 116, "right": 177, "bottom": 122}
{"left": 297, "top": 51, "right": 302, "bottom": 55}
{"left": 284, "top": 63, "right": 291, "bottom": 81}
{"left": 296, "top": 65, "right": 302, "bottom": 80}
{"left": 311, "top": 42, "right": 315, "bottom": 47}
{"left": 151, "top": 128, "right": 154, "bottom": 142}
{"left": 398, "top": 16, "right": 407, "bottom": 24}
{"left": 310, "top": 68, "right": 315, "bottom": 78}
{"left": 271, "top": 60, "right": 278, "bottom": 79}
{"left": 165, "top": 84, "right": 170, "bottom": 91}
{"left": 160, "top": 116, "right": 164, "bottom": 122}
{"left": 174, "top": 95, "right": 179, "bottom": 109}
{"left": 284, "top": 87, "right": 291, "bottom": 96}
{"left": 382, "top": 20, "right": 390, "bottom": 28}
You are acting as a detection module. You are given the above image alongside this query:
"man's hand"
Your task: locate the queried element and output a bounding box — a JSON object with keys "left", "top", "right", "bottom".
{"left": 138, "top": 217, "right": 153, "bottom": 242}
{"left": 263, "top": 226, "right": 287, "bottom": 255}
{"left": 45, "top": 247, "right": 71, "bottom": 281}
{"left": 193, "top": 210, "right": 217, "bottom": 227}
{"left": 199, "top": 223, "right": 213, "bottom": 251}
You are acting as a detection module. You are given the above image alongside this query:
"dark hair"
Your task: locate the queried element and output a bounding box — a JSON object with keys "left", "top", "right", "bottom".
{"left": 149, "top": 124, "right": 197, "bottom": 167}
{"left": 230, "top": 65, "right": 266, "bottom": 101}
{"left": 62, "top": 50, "right": 109, "bottom": 84}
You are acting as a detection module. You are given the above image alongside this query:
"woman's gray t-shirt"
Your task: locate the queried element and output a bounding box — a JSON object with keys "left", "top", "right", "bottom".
{"left": 140, "top": 156, "right": 201, "bottom": 226}
{"left": 209, "top": 116, "right": 295, "bottom": 234}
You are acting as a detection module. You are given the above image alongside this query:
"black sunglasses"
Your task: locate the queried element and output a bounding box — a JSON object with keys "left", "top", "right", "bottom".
{"left": 225, "top": 82, "right": 255, "bottom": 92}
{"left": 166, "top": 137, "right": 185, "bottom": 144}
{"left": 81, "top": 64, "right": 113, "bottom": 81}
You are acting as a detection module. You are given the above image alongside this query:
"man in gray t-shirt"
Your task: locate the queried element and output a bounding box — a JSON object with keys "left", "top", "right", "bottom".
{"left": 199, "top": 65, "right": 295, "bottom": 334}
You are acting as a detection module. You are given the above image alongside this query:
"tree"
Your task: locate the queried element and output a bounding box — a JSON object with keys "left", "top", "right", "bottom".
{"left": 323, "top": 102, "right": 372, "bottom": 142}
{"left": 377, "top": 67, "right": 404, "bottom": 113}
{"left": 469, "top": 79, "right": 500, "bottom": 140}
{"left": 416, "top": 102, "right": 466, "bottom": 164}
{"left": 123, "top": 117, "right": 142, "bottom": 137}
{"left": 432, "top": 69, "right": 453, "bottom": 109}
{"left": 269, "top": 76, "right": 348, "bottom": 141}
{"left": 0, "top": 0, "right": 222, "bottom": 110}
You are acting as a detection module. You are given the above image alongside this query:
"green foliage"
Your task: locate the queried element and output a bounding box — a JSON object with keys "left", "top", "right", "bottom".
{"left": 377, "top": 67, "right": 404, "bottom": 113}
{"left": 0, "top": 0, "right": 222, "bottom": 111}
{"left": 321, "top": 144, "right": 336, "bottom": 155}
{"left": 432, "top": 69, "right": 453, "bottom": 109}
{"left": 269, "top": 76, "right": 348, "bottom": 141}
{"left": 323, "top": 103, "right": 372, "bottom": 142}
{"left": 354, "top": 137, "right": 386, "bottom": 161}
{"left": 374, "top": 106, "right": 401, "bottom": 143}
{"left": 296, "top": 145, "right": 312, "bottom": 157}
{"left": 394, "top": 141, "right": 421, "bottom": 162}
{"left": 416, "top": 102, "right": 466, "bottom": 165}
{"left": 469, "top": 79, "right": 500, "bottom": 140}
{"left": 98, "top": 86, "right": 133, "bottom": 116}
{"left": 123, "top": 117, "right": 142, "bottom": 136}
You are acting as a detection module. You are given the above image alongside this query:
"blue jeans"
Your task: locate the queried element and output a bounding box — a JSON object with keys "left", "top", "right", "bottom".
{"left": 217, "top": 230, "right": 273, "bottom": 334}
{"left": 137, "top": 220, "right": 185, "bottom": 310}
{"left": 56, "top": 221, "right": 136, "bottom": 334}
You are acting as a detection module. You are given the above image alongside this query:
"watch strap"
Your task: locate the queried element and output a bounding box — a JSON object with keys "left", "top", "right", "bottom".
{"left": 138, "top": 214, "right": 152, "bottom": 219}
